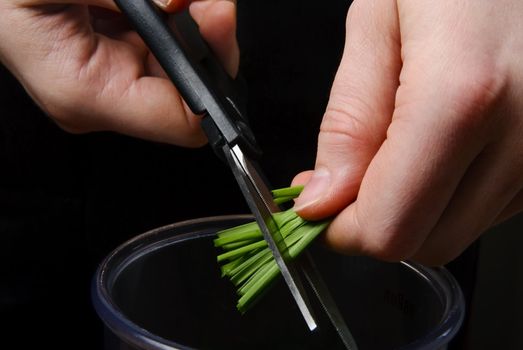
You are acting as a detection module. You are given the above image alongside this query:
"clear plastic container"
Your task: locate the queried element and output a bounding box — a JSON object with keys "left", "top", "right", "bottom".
{"left": 92, "top": 215, "right": 465, "bottom": 350}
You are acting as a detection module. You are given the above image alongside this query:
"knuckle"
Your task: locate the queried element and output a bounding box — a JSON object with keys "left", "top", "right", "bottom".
{"left": 446, "top": 63, "right": 508, "bottom": 127}
{"left": 346, "top": 0, "right": 367, "bottom": 25}
{"left": 321, "top": 102, "right": 375, "bottom": 148}
{"left": 360, "top": 222, "right": 420, "bottom": 263}
{"left": 346, "top": 1, "right": 359, "bottom": 24}
{"left": 40, "top": 91, "right": 92, "bottom": 134}
{"left": 368, "top": 243, "right": 413, "bottom": 263}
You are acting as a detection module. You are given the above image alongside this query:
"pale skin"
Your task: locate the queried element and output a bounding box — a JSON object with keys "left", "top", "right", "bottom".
{"left": 293, "top": 0, "right": 523, "bottom": 266}
{"left": 0, "top": 0, "right": 238, "bottom": 146}
{"left": 2, "top": 0, "right": 522, "bottom": 267}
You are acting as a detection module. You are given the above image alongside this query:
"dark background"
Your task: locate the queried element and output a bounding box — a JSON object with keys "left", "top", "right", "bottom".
{"left": 1, "top": 1, "right": 521, "bottom": 349}
{"left": 0, "top": 2, "right": 345, "bottom": 348}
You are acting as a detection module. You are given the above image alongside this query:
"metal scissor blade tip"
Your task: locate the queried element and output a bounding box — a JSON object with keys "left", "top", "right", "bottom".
{"left": 223, "top": 144, "right": 318, "bottom": 330}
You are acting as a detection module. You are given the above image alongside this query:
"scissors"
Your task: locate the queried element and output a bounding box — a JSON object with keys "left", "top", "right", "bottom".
{"left": 113, "top": 1, "right": 356, "bottom": 348}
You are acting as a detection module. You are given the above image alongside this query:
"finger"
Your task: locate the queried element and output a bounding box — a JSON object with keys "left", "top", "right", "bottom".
{"left": 106, "top": 76, "right": 207, "bottom": 146}
{"left": 495, "top": 190, "right": 523, "bottom": 225}
{"left": 152, "top": 0, "right": 189, "bottom": 13}
{"left": 91, "top": 0, "right": 239, "bottom": 78}
{"left": 293, "top": 0, "right": 401, "bottom": 219}
{"left": 56, "top": 77, "right": 207, "bottom": 147}
{"left": 14, "top": 0, "right": 118, "bottom": 11}
{"left": 189, "top": 0, "right": 239, "bottom": 77}
{"left": 44, "top": 35, "right": 206, "bottom": 147}
{"left": 291, "top": 170, "right": 314, "bottom": 187}
{"left": 90, "top": 10, "right": 148, "bottom": 55}
{"left": 413, "top": 132, "right": 523, "bottom": 266}
{"left": 325, "top": 43, "right": 507, "bottom": 262}
{"left": 153, "top": 0, "right": 236, "bottom": 13}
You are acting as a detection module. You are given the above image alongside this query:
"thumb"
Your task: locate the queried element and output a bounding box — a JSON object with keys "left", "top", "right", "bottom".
{"left": 189, "top": 0, "right": 239, "bottom": 77}
{"left": 294, "top": 0, "right": 401, "bottom": 220}
{"left": 152, "top": 0, "right": 189, "bottom": 13}
{"left": 154, "top": 0, "right": 239, "bottom": 77}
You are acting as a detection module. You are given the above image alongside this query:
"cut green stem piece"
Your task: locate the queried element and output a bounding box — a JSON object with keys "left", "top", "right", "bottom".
{"left": 214, "top": 222, "right": 261, "bottom": 246}
{"left": 237, "top": 262, "right": 280, "bottom": 313}
{"left": 230, "top": 249, "right": 273, "bottom": 286}
{"left": 237, "top": 259, "right": 278, "bottom": 297}
{"left": 217, "top": 239, "right": 267, "bottom": 262}
{"left": 271, "top": 185, "right": 304, "bottom": 199}
{"left": 220, "top": 239, "right": 259, "bottom": 251}
{"left": 288, "top": 221, "right": 330, "bottom": 258}
{"left": 215, "top": 185, "right": 332, "bottom": 313}
{"left": 220, "top": 254, "right": 249, "bottom": 277}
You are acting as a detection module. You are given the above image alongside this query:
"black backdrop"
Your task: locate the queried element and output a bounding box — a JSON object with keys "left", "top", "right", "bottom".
{"left": 0, "top": 1, "right": 476, "bottom": 348}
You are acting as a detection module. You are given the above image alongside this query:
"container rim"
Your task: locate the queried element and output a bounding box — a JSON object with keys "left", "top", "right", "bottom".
{"left": 91, "top": 215, "right": 465, "bottom": 350}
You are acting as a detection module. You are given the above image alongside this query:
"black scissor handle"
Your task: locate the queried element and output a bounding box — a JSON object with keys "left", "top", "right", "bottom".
{"left": 114, "top": 0, "right": 260, "bottom": 158}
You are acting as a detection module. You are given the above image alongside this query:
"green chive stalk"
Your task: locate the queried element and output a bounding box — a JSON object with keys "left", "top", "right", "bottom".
{"left": 214, "top": 185, "right": 331, "bottom": 313}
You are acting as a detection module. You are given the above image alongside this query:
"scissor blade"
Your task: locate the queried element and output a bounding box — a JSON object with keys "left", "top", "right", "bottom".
{"left": 223, "top": 144, "right": 318, "bottom": 330}
{"left": 301, "top": 252, "right": 358, "bottom": 349}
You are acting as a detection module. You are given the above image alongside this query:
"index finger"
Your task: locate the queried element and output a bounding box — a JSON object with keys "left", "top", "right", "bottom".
{"left": 13, "top": 0, "right": 118, "bottom": 11}
{"left": 154, "top": 0, "right": 235, "bottom": 13}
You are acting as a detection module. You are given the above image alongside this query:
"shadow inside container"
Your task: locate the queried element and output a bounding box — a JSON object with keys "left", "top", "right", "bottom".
{"left": 92, "top": 215, "right": 464, "bottom": 350}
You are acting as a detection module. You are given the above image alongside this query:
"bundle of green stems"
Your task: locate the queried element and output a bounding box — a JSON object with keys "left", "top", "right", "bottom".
{"left": 214, "top": 186, "right": 330, "bottom": 312}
